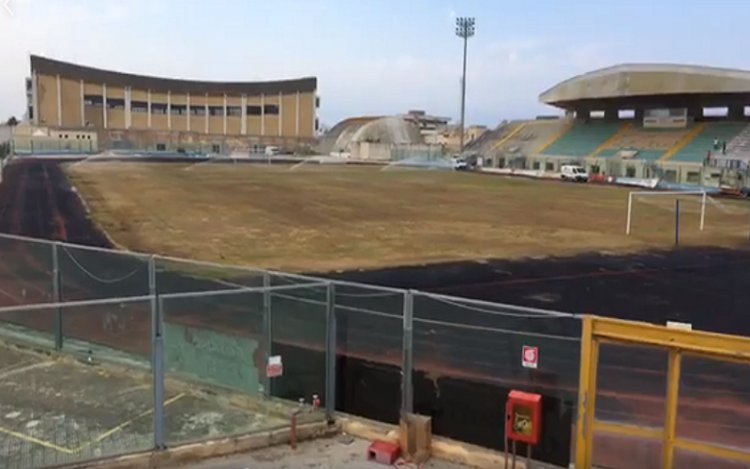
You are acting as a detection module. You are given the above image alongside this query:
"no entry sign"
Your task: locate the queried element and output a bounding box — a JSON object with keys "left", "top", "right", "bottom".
{"left": 522, "top": 346, "right": 538, "bottom": 369}
{"left": 267, "top": 355, "right": 283, "bottom": 378}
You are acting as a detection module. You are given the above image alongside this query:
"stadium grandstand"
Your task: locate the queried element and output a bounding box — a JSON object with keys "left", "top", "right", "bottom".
{"left": 19, "top": 55, "right": 319, "bottom": 154}
{"left": 472, "top": 64, "right": 750, "bottom": 189}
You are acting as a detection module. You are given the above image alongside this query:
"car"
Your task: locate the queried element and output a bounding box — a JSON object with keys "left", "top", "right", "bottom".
{"left": 560, "top": 164, "right": 589, "bottom": 182}
{"left": 451, "top": 157, "right": 468, "bottom": 170}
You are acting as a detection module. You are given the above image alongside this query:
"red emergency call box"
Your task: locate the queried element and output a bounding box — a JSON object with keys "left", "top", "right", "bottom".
{"left": 505, "top": 390, "right": 542, "bottom": 445}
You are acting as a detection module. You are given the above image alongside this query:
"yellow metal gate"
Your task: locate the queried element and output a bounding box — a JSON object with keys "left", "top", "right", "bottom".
{"left": 575, "top": 316, "right": 750, "bottom": 469}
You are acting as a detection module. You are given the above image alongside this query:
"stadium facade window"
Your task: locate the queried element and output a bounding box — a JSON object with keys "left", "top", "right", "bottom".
{"left": 545, "top": 162, "right": 554, "bottom": 171}
{"left": 170, "top": 104, "right": 187, "bottom": 115}
{"left": 532, "top": 161, "right": 540, "bottom": 170}
{"left": 189, "top": 105, "right": 205, "bottom": 116}
{"left": 211, "top": 144, "right": 221, "bottom": 153}
{"left": 227, "top": 106, "right": 242, "bottom": 117}
{"left": 703, "top": 107, "right": 728, "bottom": 117}
{"left": 208, "top": 106, "right": 224, "bottom": 117}
{"left": 264, "top": 104, "right": 279, "bottom": 115}
{"left": 28, "top": 107, "right": 34, "bottom": 120}
{"left": 686, "top": 171, "right": 700, "bottom": 183}
{"left": 315, "top": 96, "right": 320, "bottom": 108}
{"left": 618, "top": 109, "right": 635, "bottom": 119}
{"left": 131, "top": 101, "right": 148, "bottom": 113}
{"left": 106, "top": 98, "right": 125, "bottom": 110}
{"left": 498, "top": 158, "right": 505, "bottom": 168}
{"left": 84, "top": 95, "right": 103, "bottom": 107}
{"left": 151, "top": 103, "right": 167, "bottom": 115}
{"left": 590, "top": 110, "right": 605, "bottom": 119}
{"left": 247, "top": 105, "right": 262, "bottom": 116}
{"left": 626, "top": 166, "right": 636, "bottom": 177}
{"left": 744, "top": 106, "right": 750, "bottom": 117}
{"left": 590, "top": 165, "right": 600, "bottom": 175}
{"left": 156, "top": 143, "right": 166, "bottom": 151}
{"left": 315, "top": 118, "right": 319, "bottom": 130}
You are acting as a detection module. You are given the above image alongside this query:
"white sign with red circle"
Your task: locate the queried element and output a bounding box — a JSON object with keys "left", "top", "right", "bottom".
{"left": 267, "top": 355, "right": 283, "bottom": 378}
{"left": 522, "top": 346, "right": 538, "bottom": 369}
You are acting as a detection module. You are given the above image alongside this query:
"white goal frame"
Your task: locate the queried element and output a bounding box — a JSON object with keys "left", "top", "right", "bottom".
{"left": 625, "top": 190, "right": 707, "bottom": 235}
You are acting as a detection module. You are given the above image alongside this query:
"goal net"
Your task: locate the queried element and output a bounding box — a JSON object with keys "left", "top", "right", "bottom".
{"left": 626, "top": 191, "right": 706, "bottom": 235}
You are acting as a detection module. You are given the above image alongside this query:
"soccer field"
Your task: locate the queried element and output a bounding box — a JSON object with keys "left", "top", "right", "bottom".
{"left": 65, "top": 162, "right": 750, "bottom": 272}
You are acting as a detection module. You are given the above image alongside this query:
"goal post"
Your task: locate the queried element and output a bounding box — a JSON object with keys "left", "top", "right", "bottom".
{"left": 626, "top": 190, "right": 706, "bottom": 235}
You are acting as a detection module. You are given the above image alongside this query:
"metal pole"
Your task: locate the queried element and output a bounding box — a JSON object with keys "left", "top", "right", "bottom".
{"left": 149, "top": 256, "right": 166, "bottom": 450}
{"left": 675, "top": 199, "right": 681, "bottom": 246}
{"left": 262, "top": 271, "right": 272, "bottom": 398}
{"left": 625, "top": 192, "right": 633, "bottom": 235}
{"left": 699, "top": 191, "right": 706, "bottom": 231}
{"left": 324, "top": 282, "right": 337, "bottom": 422}
{"left": 52, "top": 242, "right": 63, "bottom": 350}
{"left": 401, "top": 290, "right": 414, "bottom": 415}
{"left": 459, "top": 35, "right": 468, "bottom": 153}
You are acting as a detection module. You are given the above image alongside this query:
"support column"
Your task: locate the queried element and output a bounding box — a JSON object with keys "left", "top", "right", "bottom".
{"left": 278, "top": 92, "right": 283, "bottom": 137}
{"left": 79, "top": 79, "right": 85, "bottom": 127}
{"left": 730, "top": 104, "right": 744, "bottom": 120}
{"left": 577, "top": 108, "right": 590, "bottom": 121}
{"left": 604, "top": 106, "right": 618, "bottom": 122}
{"left": 32, "top": 71, "right": 39, "bottom": 125}
{"left": 401, "top": 290, "right": 414, "bottom": 414}
{"left": 102, "top": 83, "right": 108, "bottom": 129}
{"left": 149, "top": 256, "right": 166, "bottom": 450}
{"left": 241, "top": 94, "right": 247, "bottom": 135}
{"left": 52, "top": 243, "right": 62, "bottom": 350}
{"left": 324, "top": 282, "right": 337, "bottom": 422}
{"left": 204, "top": 94, "right": 209, "bottom": 134}
{"left": 56, "top": 75, "right": 62, "bottom": 126}
{"left": 295, "top": 91, "right": 300, "bottom": 137}
{"left": 186, "top": 93, "right": 191, "bottom": 132}
{"left": 223, "top": 94, "right": 227, "bottom": 135}
{"left": 261, "top": 94, "right": 266, "bottom": 136}
{"left": 635, "top": 108, "right": 645, "bottom": 122}
{"left": 262, "top": 272, "right": 272, "bottom": 398}
{"left": 147, "top": 90, "right": 152, "bottom": 128}
{"left": 125, "top": 87, "right": 132, "bottom": 129}
{"left": 167, "top": 91, "right": 171, "bottom": 129}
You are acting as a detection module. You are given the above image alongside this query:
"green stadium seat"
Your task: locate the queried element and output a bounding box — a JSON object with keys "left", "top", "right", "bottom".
{"left": 670, "top": 122, "right": 747, "bottom": 162}
{"left": 541, "top": 122, "right": 621, "bottom": 156}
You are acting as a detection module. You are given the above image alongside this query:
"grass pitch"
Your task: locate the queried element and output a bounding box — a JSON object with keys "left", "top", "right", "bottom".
{"left": 65, "top": 163, "right": 750, "bottom": 272}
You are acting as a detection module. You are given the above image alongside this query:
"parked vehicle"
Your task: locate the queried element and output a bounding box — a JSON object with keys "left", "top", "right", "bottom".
{"left": 560, "top": 164, "right": 589, "bottom": 182}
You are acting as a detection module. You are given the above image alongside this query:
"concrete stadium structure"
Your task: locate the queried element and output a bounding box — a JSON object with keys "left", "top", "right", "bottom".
{"left": 473, "top": 64, "right": 750, "bottom": 188}
{"left": 25, "top": 55, "right": 319, "bottom": 153}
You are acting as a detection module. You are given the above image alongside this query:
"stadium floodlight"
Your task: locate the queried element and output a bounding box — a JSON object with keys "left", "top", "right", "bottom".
{"left": 455, "top": 16, "right": 475, "bottom": 154}
{"left": 626, "top": 190, "right": 706, "bottom": 235}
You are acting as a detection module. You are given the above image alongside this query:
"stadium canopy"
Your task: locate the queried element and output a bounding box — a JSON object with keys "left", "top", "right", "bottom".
{"left": 539, "top": 64, "right": 750, "bottom": 118}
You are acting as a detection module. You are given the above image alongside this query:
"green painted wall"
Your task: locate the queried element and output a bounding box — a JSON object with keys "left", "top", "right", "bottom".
{"left": 164, "top": 321, "right": 261, "bottom": 395}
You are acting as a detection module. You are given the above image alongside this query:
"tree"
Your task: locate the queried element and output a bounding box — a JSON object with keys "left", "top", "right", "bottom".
{"left": 5, "top": 116, "right": 18, "bottom": 127}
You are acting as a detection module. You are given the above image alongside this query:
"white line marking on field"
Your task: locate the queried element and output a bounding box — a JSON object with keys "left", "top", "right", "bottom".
{"left": 0, "top": 361, "right": 55, "bottom": 380}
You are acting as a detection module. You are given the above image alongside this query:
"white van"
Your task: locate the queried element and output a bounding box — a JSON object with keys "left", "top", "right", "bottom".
{"left": 560, "top": 164, "right": 589, "bottom": 182}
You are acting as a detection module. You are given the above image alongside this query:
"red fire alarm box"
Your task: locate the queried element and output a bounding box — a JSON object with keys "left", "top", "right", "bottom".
{"left": 505, "top": 390, "right": 542, "bottom": 445}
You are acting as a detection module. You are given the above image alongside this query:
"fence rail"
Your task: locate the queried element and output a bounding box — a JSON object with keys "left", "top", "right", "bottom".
{"left": 0, "top": 232, "right": 582, "bottom": 468}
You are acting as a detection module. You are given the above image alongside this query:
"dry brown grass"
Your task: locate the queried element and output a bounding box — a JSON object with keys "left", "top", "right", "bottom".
{"left": 65, "top": 162, "right": 750, "bottom": 272}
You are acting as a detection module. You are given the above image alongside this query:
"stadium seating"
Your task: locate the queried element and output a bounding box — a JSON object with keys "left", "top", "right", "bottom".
{"left": 540, "top": 122, "right": 621, "bottom": 156}
{"left": 669, "top": 122, "right": 747, "bottom": 162}
{"left": 593, "top": 126, "right": 693, "bottom": 160}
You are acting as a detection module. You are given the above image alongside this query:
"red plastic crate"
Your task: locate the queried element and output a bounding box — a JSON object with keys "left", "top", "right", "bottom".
{"left": 367, "top": 440, "right": 401, "bottom": 465}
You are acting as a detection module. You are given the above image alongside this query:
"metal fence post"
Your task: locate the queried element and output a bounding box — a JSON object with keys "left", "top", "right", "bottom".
{"left": 149, "top": 256, "right": 166, "bottom": 449}
{"left": 52, "top": 242, "right": 63, "bottom": 350}
{"left": 324, "top": 282, "right": 337, "bottom": 422}
{"left": 262, "top": 271, "right": 272, "bottom": 398}
{"left": 401, "top": 290, "right": 414, "bottom": 415}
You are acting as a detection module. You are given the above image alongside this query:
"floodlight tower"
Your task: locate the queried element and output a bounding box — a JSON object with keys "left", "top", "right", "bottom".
{"left": 455, "top": 16, "right": 475, "bottom": 154}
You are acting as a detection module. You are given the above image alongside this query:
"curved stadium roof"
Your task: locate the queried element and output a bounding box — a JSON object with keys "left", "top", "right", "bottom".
{"left": 540, "top": 63, "right": 750, "bottom": 108}
{"left": 30, "top": 55, "right": 316, "bottom": 95}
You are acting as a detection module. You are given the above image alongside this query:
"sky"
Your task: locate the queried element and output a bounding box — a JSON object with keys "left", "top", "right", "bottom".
{"left": 2, "top": 0, "right": 750, "bottom": 128}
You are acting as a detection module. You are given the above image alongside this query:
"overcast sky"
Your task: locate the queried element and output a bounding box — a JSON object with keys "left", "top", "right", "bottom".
{"left": 2, "top": 0, "right": 750, "bottom": 128}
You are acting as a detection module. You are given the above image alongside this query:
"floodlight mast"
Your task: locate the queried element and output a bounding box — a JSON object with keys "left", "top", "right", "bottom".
{"left": 455, "top": 17, "right": 475, "bottom": 154}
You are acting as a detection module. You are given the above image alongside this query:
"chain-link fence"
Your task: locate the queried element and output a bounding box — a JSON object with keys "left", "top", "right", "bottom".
{"left": 0, "top": 232, "right": 583, "bottom": 467}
